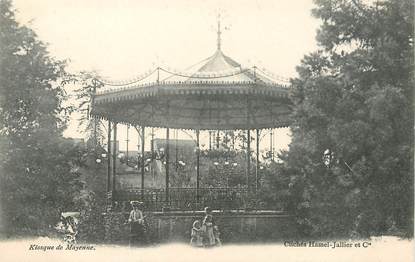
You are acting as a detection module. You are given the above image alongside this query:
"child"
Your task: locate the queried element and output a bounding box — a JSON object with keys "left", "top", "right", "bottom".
{"left": 202, "top": 207, "right": 216, "bottom": 247}
{"left": 213, "top": 225, "right": 222, "bottom": 246}
{"left": 190, "top": 220, "right": 203, "bottom": 247}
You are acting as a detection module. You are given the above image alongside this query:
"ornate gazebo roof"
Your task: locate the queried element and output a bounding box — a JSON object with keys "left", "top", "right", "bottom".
{"left": 91, "top": 29, "right": 292, "bottom": 130}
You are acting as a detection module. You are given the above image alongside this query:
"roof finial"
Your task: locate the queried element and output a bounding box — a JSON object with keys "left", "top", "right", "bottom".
{"left": 217, "top": 13, "right": 222, "bottom": 51}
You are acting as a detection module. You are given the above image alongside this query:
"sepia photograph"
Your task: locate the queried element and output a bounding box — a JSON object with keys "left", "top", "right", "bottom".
{"left": 0, "top": 0, "right": 413, "bottom": 261}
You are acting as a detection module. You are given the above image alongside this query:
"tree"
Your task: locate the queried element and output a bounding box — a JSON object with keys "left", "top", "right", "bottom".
{"left": 72, "top": 71, "right": 105, "bottom": 149}
{"left": 281, "top": 0, "right": 413, "bottom": 238}
{"left": 0, "top": 0, "right": 83, "bottom": 236}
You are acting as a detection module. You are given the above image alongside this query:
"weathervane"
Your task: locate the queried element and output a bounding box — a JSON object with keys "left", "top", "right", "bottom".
{"left": 217, "top": 13, "right": 222, "bottom": 51}
{"left": 215, "top": 11, "right": 230, "bottom": 51}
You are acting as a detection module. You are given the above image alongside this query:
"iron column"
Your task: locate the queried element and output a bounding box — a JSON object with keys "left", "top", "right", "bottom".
{"left": 151, "top": 128, "right": 154, "bottom": 178}
{"left": 141, "top": 126, "right": 145, "bottom": 198}
{"left": 107, "top": 119, "right": 111, "bottom": 194}
{"left": 246, "top": 129, "right": 251, "bottom": 190}
{"left": 175, "top": 129, "right": 178, "bottom": 171}
{"left": 269, "top": 129, "right": 274, "bottom": 162}
{"left": 165, "top": 128, "right": 170, "bottom": 202}
{"left": 126, "top": 125, "right": 129, "bottom": 165}
{"left": 196, "top": 129, "right": 200, "bottom": 202}
{"left": 112, "top": 122, "right": 117, "bottom": 192}
{"left": 256, "top": 129, "right": 260, "bottom": 194}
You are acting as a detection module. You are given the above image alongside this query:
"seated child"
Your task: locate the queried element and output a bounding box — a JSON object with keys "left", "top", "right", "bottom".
{"left": 190, "top": 220, "right": 203, "bottom": 247}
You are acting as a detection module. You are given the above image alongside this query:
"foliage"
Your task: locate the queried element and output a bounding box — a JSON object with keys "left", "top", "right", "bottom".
{"left": 201, "top": 149, "right": 247, "bottom": 188}
{"left": 257, "top": 162, "right": 291, "bottom": 210}
{"left": 72, "top": 71, "right": 105, "bottom": 149}
{"left": 71, "top": 145, "right": 108, "bottom": 242}
{"left": 75, "top": 189, "right": 106, "bottom": 243}
{"left": 280, "top": 0, "right": 414, "bottom": 238}
{"left": 0, "top": 0, "right": 83, "bottom": 236}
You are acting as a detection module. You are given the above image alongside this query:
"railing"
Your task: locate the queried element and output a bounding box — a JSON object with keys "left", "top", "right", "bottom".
{"left": 111, "top": 187, "right": 253, "bottom": 211}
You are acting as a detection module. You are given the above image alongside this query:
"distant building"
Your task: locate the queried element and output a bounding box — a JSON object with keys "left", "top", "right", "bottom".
{"left": 152, "top": 138, "right": 196, "bottom": 155}
{"left": 71, "top": 138, "right": 85, "bottom": 145}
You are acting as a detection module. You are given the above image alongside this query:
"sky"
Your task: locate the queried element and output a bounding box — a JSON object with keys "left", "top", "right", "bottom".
{"left": 12, "top": 0, "right": 320, "bottom": 153}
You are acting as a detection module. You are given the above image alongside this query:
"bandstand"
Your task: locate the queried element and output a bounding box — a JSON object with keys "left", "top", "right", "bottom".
{"left": 91, "top": 22, "right": 295, "bottom": 243}
{"left": 91, "top": 25, "right": 292, "bottom": 214}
